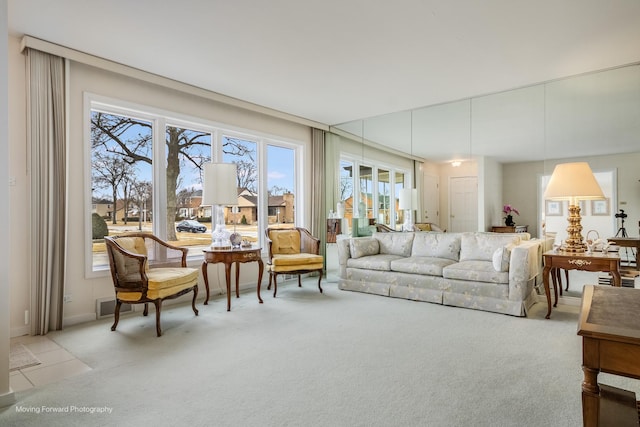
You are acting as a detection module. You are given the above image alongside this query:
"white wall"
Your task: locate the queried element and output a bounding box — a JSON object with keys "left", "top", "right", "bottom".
{"left": 1, "top": 0, "right": 16, "bottom": 407}
{"left": 8, "top": 36, "right": 313, "bottom": 333}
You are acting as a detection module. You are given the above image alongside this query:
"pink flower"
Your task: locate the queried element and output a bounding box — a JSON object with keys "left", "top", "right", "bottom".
{"left": 503, "top": 204, "right": 520, "bottom": 216}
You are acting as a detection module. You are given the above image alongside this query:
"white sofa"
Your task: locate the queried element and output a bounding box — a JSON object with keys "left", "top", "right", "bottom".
{"left": 337, "top": 231, "right": 542, "bottom": 316}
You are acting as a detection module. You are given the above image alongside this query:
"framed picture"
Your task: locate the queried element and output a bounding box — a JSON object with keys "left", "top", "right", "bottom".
{"left": 545, "top": 200, "right": 563, "bottom": 216}
{"left": 591, "top": 198, "right": 610, "bottom": 216}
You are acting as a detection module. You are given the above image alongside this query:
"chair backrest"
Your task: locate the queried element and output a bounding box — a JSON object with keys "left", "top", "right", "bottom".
{"left": 267, "top": 229, "right": 301, "bottom": 255}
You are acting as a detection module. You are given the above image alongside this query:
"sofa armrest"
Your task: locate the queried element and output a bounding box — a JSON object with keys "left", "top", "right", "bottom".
{"left": 337, "top": 238, "right": 352, "bottom": 266}
{"left": 508, "top": 240, "right": 542, "bottom": 301}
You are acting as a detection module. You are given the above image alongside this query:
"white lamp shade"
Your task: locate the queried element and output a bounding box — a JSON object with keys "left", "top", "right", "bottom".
{"left": 543, "top": 162, "right": 605, "bottom": 201}
{"left": 201, "top": 162, "right": 238, "bottom": 206}
{"left": 399, "top": 188, "right": 417, "bottom": 210}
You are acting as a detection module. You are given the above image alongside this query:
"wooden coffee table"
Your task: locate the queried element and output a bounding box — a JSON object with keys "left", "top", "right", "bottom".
{"left": 202, "top": 247, "right": 264, "bottom": 311}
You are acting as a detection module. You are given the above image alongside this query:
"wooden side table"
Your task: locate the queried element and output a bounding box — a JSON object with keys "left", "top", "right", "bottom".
{"left": 542, "top": 250, "right": 621, "bottom": 319}
{"left": 578, "top": 285, "right": 640, "bottom": 426}
{"left": 202, "top": 247, "right": 264, "bottom": 311}
{"left": 491, "top": 225, "right": 528, "bottom": 233}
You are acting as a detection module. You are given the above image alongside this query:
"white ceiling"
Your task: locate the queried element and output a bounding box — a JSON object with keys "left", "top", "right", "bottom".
{"left": 8, "top": 0, "right": 640, "bottom": 161}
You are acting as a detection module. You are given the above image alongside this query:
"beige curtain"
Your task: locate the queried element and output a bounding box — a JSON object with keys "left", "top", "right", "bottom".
{"left": 310, "top": 128, "right": 325, "bottom": 253}
{"left": 27, "top": 49, "right": 66, "bottom": 334}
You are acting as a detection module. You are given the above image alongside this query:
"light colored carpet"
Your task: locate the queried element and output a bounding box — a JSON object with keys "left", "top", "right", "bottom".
{"left": 9, "top": 343, "right": 41, "bottom": 372}
{"left": 1, "top": 280, "right": 633, "bottom": 426}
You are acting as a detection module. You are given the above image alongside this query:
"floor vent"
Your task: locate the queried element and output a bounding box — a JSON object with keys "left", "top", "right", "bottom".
{"left": 96, "top": 297, "right": 132, "bottom": 319}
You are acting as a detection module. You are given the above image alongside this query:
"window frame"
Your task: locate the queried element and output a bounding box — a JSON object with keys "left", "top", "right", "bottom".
{"left": 339, "top": 152, "right": 410, "bottom": 232}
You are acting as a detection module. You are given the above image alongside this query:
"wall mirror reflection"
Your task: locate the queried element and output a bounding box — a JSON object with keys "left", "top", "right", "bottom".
{"left": 328, "top": 62, "right": 640, "bottom": 299}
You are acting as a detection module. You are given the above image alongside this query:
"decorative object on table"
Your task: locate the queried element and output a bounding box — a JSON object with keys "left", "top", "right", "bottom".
{"left": 229, "top": 205, "right": 241, "bottom": 248}
{"left": 201, "top": 162, "right": 237, "bottom": 250}
{"left": 336, "top": 200, "right": 345, "bottom": 219}
{"left": 399, "top": 187, "right": 418, "bottom": 231}
{"left": 543, "top": 162, "right": 605, "bottom": 252}
{"left": 502, "top": 204, "right": 519, "bottom": 226}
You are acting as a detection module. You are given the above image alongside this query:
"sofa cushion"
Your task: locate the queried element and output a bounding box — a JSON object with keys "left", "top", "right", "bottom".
{"left": 492, "top": 243, "right": 516, "bottom": 272}
{"left": 411, "top": 232, "right": 461, "bottom": 261}
{"left": 346, "top": 254, "right": 403, "bottom": 271}
{"left": 374, "top": 232, "right": 415, "bottom": 257}
{"left": 390, "top": 256, "right": 457, "bottom": 276}
{"left": 349, "top": 237, "right": 380, "bottom": 259}
{"left": 459, "top": 233, "right": 521, "bottom": 262}
{"left": 442, "top": 260, "right": 509, "bottom": 284}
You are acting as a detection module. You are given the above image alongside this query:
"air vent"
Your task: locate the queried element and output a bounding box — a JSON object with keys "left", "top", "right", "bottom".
{"left": 96, "top": 297, "right": 132, "bottom": 319}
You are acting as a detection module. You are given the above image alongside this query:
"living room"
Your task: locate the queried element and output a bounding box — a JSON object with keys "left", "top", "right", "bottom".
{"left": 2, "top": 1, "right": 640, "bottom": 425}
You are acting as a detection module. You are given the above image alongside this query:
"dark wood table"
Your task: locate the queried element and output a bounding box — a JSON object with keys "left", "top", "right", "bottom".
{"left": 578, "top": 285, "right": 640, "bottom": 427}
{"left": 202, "top": 247, "right": 264, "bottom": 311}
{"left": 542, "top": 250, "right": 621, "bottom": 319}
{"left": 607, "top": 237, "right": 640, "bottom": 267}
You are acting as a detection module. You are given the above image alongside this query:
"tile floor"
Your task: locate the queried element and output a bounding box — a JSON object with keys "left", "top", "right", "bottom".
{"left": 9, "top": 335, "right": 91, "bottom": 392}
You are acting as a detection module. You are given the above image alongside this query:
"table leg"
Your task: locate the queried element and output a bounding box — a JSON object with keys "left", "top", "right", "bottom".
{"left": 235, "top": 262, "right": 240, "bottom": 298}
{"left": 611, "top": 268, "right": 621, "bottom": 287}
{"left": 225, "top": 262, "right": 232, "bottom": 311}
{"left": 256, "top": 259, "right": 264, "bottom": 304}
{"left": 202, "top": 261, "right": 210, "bottom": 305}
{"left": 543, "top": 265, "right": 552, "bottom": 319}
{"left": 582, "top": 366, "right": 600, "bottom": 427}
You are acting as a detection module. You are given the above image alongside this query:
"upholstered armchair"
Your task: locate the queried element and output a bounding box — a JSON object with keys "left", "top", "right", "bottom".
{"left": 265, "top": 227, "right": 324, "bottom": 297}
{"left": 105, "top": 233, "right": 199, "bottom": 336}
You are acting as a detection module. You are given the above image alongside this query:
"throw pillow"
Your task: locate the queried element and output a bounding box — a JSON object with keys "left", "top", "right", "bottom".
{"left": 492, "top": 243, "right": 515, "bottom": 272}
{"left": 350, "top": 238, "right": 380, "bottom": 259}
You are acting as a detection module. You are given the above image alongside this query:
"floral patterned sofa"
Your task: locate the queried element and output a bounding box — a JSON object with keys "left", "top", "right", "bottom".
{"left": 337, "top": 231, "right": 542, "bottom": 316}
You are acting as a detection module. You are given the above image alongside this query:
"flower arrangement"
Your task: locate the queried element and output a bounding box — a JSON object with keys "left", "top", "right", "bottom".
{"left": 503, "top": 204, "right": 519, "bottom": 226}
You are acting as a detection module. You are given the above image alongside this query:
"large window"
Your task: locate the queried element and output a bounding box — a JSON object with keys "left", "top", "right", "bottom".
{"left": 88, "top": 97, "right": 301, "bottom": 273}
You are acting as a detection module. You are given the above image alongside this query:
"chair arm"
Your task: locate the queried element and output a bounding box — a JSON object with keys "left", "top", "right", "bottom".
{"left": 298, "top": 227, "right": 321, "bottom": 255}
{"left": 141, "top": 233, "right": 189, "bottom": 267}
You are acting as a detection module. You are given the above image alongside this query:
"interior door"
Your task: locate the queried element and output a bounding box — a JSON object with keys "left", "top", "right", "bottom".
{"left": 449, "top": 176, "right": 478, "bottom": 232}
{"left": 423, "top": 174, "right": 439, "bottom": 225}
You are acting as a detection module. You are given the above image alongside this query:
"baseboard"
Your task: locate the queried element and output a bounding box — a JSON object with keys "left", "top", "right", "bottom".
{"left": 11, "top": 325, "right": 29, "bottom": 338}
{"left": 0, "top": 390, "right": 16, "bottom": 408}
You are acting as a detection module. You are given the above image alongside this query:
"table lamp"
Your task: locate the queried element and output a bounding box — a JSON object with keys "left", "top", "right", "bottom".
{"left": 399, "top": 188, "right": 418, "bottom": 232}
{"left": 201, "top": 162, "right": 237, "bottom": 249}
{"left": 543, "top": 162, "right": 604, "bottom": 252}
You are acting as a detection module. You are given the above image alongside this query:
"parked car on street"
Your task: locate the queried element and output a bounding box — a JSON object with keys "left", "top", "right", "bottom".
{"left": 176, "top": 220, "right": 207, "bottom": 233}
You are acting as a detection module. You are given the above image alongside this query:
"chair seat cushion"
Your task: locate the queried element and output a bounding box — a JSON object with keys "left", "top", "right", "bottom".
{"left": 269, "top": 253, "right": 323, "bottom": 273}
{"left": 271, "top": 253, "right": 323, "bottom": 266}
{"left": 117, "top": 267, "right": 198, "bottom": 301}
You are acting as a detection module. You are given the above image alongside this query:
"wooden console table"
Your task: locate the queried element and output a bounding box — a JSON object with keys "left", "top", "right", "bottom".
{"left": 542, "top": 250, "right": 621, "bottom": 319}
{"left": 578, "top": 285, "right": 640, "bottom": 426}
{"left": 491, "top": 225, "right": 528, "bottom": 233}
{"left": 202, "top": 247, "right": 264, "bottom": 311}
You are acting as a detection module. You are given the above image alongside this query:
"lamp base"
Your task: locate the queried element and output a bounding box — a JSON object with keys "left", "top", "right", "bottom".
{"left": 210, "top": 205, "right": 231, "bottom": 250}
{"left": 563, "top": 204, "right": 586, "bottom": 253}
{"left": 402, "top": 209, "right": 415, "bottom": 232}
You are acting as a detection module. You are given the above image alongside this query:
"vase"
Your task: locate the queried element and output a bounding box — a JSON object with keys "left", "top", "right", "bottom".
{"left": 505, "top": 215, "right": 515, "bottom": 226}
{"left": 336, "top": 201, "right": 345, "bottom": 219}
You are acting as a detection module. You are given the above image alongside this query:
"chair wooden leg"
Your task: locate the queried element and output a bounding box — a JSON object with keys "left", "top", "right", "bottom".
{"left": 111, "top": 300, "right": 121, "bottom": 331}
{"left": 318, "top": 270, "right": 323, "bottom": 293}
{"left": 154, "top": 300, "right": 162, "bottom": 337}
{"left": 143, "top": 303, "right": 149, "bottom": 316}
{"left": 267, "top": 272, "right": 272, "bottom": 290}
{"left": 298, "top": 275, "right": 302, "bottom": 287}
{"left": 273, "top": 274, "right": 278, "bottom": 297}
{"left": 191, "top": 286, "right": 199, "bottom": 316}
